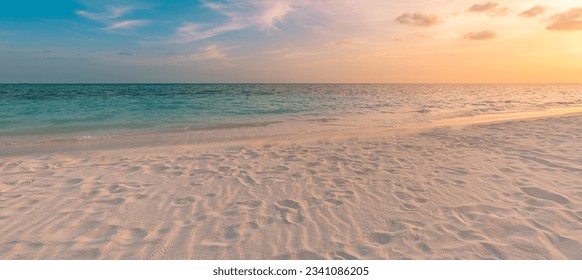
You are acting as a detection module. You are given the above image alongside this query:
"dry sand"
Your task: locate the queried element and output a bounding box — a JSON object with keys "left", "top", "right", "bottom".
{"left": 1, "top": 108, "right": 581, "bottom": 259}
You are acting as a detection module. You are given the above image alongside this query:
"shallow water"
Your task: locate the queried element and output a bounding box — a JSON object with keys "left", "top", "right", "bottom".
{"left": 1, "top": 84, "right": 581, "bottom": 145}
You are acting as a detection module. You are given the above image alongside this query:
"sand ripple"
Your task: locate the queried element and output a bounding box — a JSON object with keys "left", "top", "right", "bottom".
{"left": 1, "top": 115, "right": 581, "bottom": 259}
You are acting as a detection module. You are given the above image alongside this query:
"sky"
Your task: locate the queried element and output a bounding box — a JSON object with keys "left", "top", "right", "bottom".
{"left": 0, "top": 0, "right": 581, "bottom": 83}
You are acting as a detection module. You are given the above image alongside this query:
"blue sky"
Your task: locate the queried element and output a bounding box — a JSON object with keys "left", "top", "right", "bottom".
{"left": 1, "top": 1, "right": 581, "bottom": 83}
{"left": 0, "top": 0, "right": 323, "bottom": 82}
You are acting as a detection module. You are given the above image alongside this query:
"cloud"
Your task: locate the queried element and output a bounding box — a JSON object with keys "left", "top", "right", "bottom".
{"left": 256, "top": 1, "right": 294, "bottom": 29}
{"left": 329, "top": 40, "right": 353, "bottom": 46}
{"left": 202, "top": 1, "right": 295, "bottom": 30}
{"left": 168, "top": 1, "right": 296, "bottom": 44}
{"left": 172, "top": 22, "right": 245, "bottom": 43}
{"left": 395, "top": 13, "right": 442, "bottom": 27}
{"left": 116, "top": 52, "right": 133, "bottom": 56}
{"left": 76, "top": 6, "right": 133, "bottom": 20}
{"left": 261, "top": 42, "right": 325, "bottom": 60}
{"left": 546, "top": 8, "right": 582, "bottom": 31}
{"left": 77, "top": 5, "right": 148, "bottom": 31}
{"left": 104, "top": 20, "right": 149, "bottom": 30}
{"left": 519, "top": 5, "right": 547, "bottom": 18}
{"left": 188, "top": 44, "right": 233, "bottom": 61}
{"left": 464, "top": 30, "right": 497, "bottom": 40}
{"left": 466, "top": 2, "right": 508, "bottom": 16}
{"left": 467, "top": 2, "right": 497, "bottom": 12}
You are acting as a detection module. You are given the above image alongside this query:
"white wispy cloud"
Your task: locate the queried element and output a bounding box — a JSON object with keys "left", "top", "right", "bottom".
{"left": 262, "top": 42, "right": 326, "bottom": 60}
{"left": 172, "top": 22, "right": 246, "bottom": 43}
{"left": 76, "top": 6, "right": 133, "bottom": 20}
{"left": 104, "top": 20, "right": 150, "bottom": 31}
{"left": 166, "top": 0, "right": 457, "bottom": 45}
{"left": 168, "top": 0, "right": 296, "bottom": 44}
{"left": 329, "top": 40, "right": 355, "bottom": 46}
{"left": 77, "top": 4, "right": 149, "bottom": 31}
{"left": 188, "top": 44, "right": 235, "bottom": 61}
{"left": 255, "top": 1, "right": 294, "bottom": 29}
{"left": 202, "top": 0, "right": 294, "bottom": 29}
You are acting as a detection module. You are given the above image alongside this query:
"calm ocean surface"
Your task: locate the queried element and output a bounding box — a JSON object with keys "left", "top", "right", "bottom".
{"left": 1, "top": 84, "right": 581, "bottom": 145}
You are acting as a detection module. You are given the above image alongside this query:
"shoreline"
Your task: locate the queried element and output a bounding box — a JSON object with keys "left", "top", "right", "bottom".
{"left": 2, "top": 106, "right": 581, "bottom": 157}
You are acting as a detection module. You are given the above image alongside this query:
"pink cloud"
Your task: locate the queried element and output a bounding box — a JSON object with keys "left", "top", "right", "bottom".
{"left": 395, "top": 13, "right": 442, "bottom": 27}
{"left": 546, "top": 8, "right": 582, "bottom": 31}
{"left": 519, "top": 5, "right": 547, "bottom": 18}
{"left": 464, "top": 30, "right": 497, "bottom": 40}
{"left": 466, "top": 2, "right": 508, "bottom": 16}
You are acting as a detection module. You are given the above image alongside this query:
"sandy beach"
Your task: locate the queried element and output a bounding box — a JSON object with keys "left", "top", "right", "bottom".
{"left": 1, "top": 108, "right": 581, "bottom": 259}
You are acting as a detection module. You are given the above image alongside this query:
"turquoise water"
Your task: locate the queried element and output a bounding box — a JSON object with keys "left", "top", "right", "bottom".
{"left": 1, "top": 84, "right": 581, "bottom": 144}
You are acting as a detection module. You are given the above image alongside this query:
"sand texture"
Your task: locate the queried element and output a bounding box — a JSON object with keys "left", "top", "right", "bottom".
{"left": 1, "top": 112, "right": 581, "bottom": 259}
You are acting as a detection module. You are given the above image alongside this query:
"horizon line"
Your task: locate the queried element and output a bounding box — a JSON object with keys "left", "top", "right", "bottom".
{"left": 1, "top": 82, "right": 581, "bottom": 85}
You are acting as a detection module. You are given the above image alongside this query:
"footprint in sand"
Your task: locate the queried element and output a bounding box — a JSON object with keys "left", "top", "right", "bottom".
{"left": 272, "top": 250, "right": 325, "bottom": 260}
{"left": 74, "top": 224, "right": 120, "bottom": 247}
{"left": 545, "top": 233, "right": 582, "bottom": 259}
{"left": 333, "top": 250, "right": 360, "bottom": 260}
{"left": 322, "top": 190, "right": 355, "bottom": 206}
{"left": 222, "top": 200, "right": 262, "bottom": 216}
{"left": 324, "top": 198, "right": 344, "bottom": 206}
{"left": 402, "top": 187, "right": 430, "bottom": 204}
{"left": 417, "top": 242, "right": 433, "bottom": 254}
{"left": 17, "top": 178, "right": 36, "bottom": 187}
{"left": 201, "top": 221, "right": 261, "bottom": 247}
{"left": 149, "top": 164, "right": 170, "bottom": 173}
{"left": 394, "top": 191, "right": 409, "bottom": 200}
{"left": 333, "top": 178, "right": 348, "bottom": 186}
{"left": 368, "top": 232, "right": 393, "bottom": 245}
{"left": 325, "top": 190, "right": 354, "bottom": 198}
{"left": 222, "top": 222, "right": 260, "bottom": 241}
{"left": 124, "top": 182, "right": 145, "bottom": 189}
{"left": 173, "top": 196, "right": 196, "bottom": 206}
{"left": 92, "top": 197, "right": 125, "bottom": 205}
{"left": 520, "top": 187, "right": 570, "bottom": 205}
{"left": 108, "top": 184, "right": 127, "bottom": 194}
{"left": 126, "top": 166, "right": 142, "bottom": 172}
{"left": 223, "top": 225, "right": 240, "bottom": 240}
{"left": 274, "top": 199, "right": 304, "bottom": 225}
{"left": 2, "top": 160, "right": 23, "bottom": 171}
{"left": 116, "top": 227, "right": 148, "bottom": 246}
{"left": 480, "top": 242, "right": 506, "bottom": 260}
{"left": 67, "top": 178, "right": 84, "bottom": 185}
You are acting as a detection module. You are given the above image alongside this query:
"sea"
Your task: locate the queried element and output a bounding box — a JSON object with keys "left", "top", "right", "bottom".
{"left": 1, "top": 84, "right": 581, "bottom": 149}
